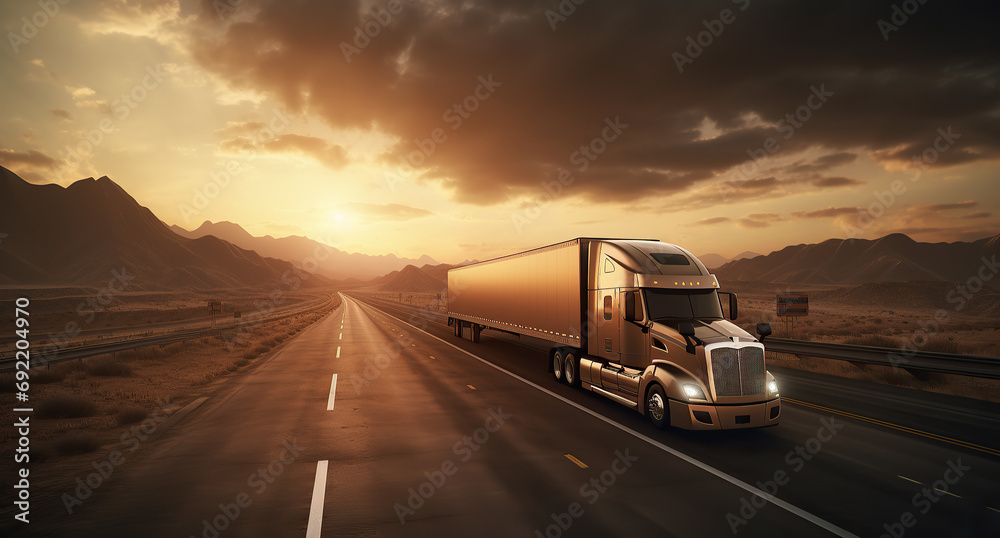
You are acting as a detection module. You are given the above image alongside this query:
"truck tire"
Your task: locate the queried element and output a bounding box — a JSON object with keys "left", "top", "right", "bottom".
{"left": 563, "top": 351, "right": 580, "bottom": 388}
{"left": 552, "top": 349, "right": 565, "bottom": 382}
{"left": 646, "top": 384, "right": 669, "bottom": 429}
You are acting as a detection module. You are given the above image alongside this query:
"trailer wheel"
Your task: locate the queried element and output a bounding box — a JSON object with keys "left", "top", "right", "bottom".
{"left": 646, "top": 384, "right": 669, "bottom": 429}
{"left": 563, "top": 351, "right": 580, "bottom": 388}
{"left": 552, "top": 349, "right": 565, "bottom": 382}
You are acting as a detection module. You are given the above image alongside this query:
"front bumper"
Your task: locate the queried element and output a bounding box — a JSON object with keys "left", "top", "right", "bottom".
{"left": 668, "top": 398, "right": 781, "bottom": 430}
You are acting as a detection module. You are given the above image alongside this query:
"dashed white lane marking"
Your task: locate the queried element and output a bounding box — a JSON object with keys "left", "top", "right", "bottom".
{"left": 339, "top": 333, "right": 343, "bottom": 339}
{"left": 336, "top": 346, "right": 341, "bottom": 359}
{"left": 327, "top": 374, "right": 338, "bottom": 411}
{"left": 898, "top": 475, "right": 922, "bottom": 485}
{"left": 306, "top": 460, "right": 329, "bottom": 538}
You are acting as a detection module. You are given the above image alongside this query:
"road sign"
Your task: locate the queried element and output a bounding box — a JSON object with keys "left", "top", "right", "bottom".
{"left": 776, "top": 294, "right": 808, "bottom": 317}
{"left": 208, "top": 301, "right": 223, "bottom": 313}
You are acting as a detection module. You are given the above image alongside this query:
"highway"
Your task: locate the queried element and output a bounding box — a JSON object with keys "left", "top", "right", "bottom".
{"left": 10, "top": 293, "right": 999, "bottom": 537}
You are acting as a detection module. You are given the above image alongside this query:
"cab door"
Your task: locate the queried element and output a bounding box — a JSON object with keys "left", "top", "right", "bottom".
{"left": 619, "top": 288, "right": 647, "bottom": 368}
{"left": 596, "top": 291, "right": 619, "bottom": 360}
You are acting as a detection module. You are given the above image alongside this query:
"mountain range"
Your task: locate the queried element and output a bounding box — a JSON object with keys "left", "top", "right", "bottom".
{"left": 169, "top": 220, "right": 437, "bottom": 281}
{"left": 697, "top": 251, "right": 764, "bottom": 269}
{"left": 0, "top": 166, "right": 329, "bottom": 290}
{"left": 3, "top": 164, "right": 997, "bottom": 291}
{"left": 714, "top": 233, "right": 1000, "bottom": 285}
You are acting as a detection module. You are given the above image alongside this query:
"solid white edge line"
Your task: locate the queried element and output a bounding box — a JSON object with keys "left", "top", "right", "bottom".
{"left": 306, "top": 460, "right": 329, "bottom": 538}
{"left": 348, "top": 296, "right": 860, "bottom": 538}
{"left": 336, "top": 346, "right": 341, "bottom": 359}
{"left": 327, "top": 374, "right": 338, "bottom": 411}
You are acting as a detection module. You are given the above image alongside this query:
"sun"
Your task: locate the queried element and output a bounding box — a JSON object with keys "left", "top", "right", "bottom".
{"left": 329, "top": 212, "right": 353, "bottom": 228}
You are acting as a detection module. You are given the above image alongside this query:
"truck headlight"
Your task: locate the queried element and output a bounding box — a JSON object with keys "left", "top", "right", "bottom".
{"left": 683, "top": 384, "right": 706, "bottom": 400}
{"left": 768, "top": 380, "right": 779, "bottom": 396}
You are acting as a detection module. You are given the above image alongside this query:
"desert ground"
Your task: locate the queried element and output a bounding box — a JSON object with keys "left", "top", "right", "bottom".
{"left": 0, "top": 289, "right": 339, "bottom": 499}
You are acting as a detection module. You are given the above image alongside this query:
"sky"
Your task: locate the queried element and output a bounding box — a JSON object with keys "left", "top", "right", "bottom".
{"left": 1, "top": 0, "right": 998, "bottom": 263}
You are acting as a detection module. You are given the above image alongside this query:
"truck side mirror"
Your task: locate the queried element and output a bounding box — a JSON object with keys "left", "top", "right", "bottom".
{"left": 678, "top": 322, "right": 697, "bottom": 354}
{"left": 756, "top": 323, "right": 772, "bottom": 340}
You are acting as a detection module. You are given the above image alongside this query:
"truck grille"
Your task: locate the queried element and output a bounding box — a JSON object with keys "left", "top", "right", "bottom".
{"left": 711, "top": 346, "right": 765, "bottom": 397}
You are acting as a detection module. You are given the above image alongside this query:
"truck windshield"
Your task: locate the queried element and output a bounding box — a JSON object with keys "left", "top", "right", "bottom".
{"left": 643, "top": 288, "right": 723, "bottom": 320}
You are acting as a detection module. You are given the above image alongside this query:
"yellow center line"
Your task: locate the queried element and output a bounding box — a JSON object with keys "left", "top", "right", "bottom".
{"left": 564, "top": 454, "right": 588, "bottom": 468}
{"left": 988, "top": 507, "right": 1000, "bottom": 514}
{"left": 782, "top": 397, "right": 1000, "bottom": 457}
{"left": 428, "top": 355, "right": 435, "bottom": 360}
{"left": 467, "top": 384, "right": 476, "bottom": 390}
{"left": 934, "top": 488, "right": 962, "bottom": 499}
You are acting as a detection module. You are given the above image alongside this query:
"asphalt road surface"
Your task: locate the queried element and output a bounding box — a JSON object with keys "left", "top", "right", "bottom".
{"left": 10, "top": 293, "right": 1000, "bottom": 537}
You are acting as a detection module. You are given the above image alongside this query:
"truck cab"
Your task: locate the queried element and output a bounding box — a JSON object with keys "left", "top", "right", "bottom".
{"left": 572, "top": 240, "right": 780, "bottom": 429}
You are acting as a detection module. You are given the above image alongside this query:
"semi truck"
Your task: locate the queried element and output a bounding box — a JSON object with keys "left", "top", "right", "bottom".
{"left": 446, "top": 238, "right": 779, "bottom": 430}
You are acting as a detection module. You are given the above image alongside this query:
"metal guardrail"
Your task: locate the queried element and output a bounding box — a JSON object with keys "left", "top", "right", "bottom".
{"left": 764, "top": 337, "right": 1000, "bottom": 380}
{"left": 0, "top": 294, "right": 335, "bottom": 371}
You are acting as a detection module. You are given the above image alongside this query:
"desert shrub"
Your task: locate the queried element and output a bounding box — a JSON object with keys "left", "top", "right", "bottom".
{"left": 921, "top": 336, "right": 974, "bottom": 355}
{"left": 31, "top": 366, "right": 68, "bottom": 384}
{"left": 37, "top": 394, "right": 97, "bottom": 419}
{"left": 0, "top": 372, "right": 15, "bottom": 392}
{"left": 85, "top": 356, "right": 132, "bottom": 377}
{"left": 843, "top": 334, "right": 902, "bottom": 348}
{"left": 243, "top": 351, "right": 259, "bottom": 360}
{"left": 54, "top": 433, "right": 102, "bottom": 456}
{"left": 116, "top": 406, "right": 149, "bottom": 425}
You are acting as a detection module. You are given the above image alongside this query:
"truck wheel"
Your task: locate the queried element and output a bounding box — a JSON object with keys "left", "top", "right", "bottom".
{"left": 552, "top": 350, "right": 565, "bottom": 382}
{"left": 646, "top": 384, "right": 669, "bottom": 429}
{"left": 563, "top": 352, "right": 580, "bottom": 388}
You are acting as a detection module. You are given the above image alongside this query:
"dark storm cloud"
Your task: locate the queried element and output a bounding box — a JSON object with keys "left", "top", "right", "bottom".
{"left": 0, "top": 148, "right": 61, "bottom": 169}
{"left": 909, "top": 200, "right": 977, "bottom": 213}
{"left": 961, "top": 211, "right": 991, "bottom": 219}
{"left": 188, "top": 0, "right": 1000, "bottom": 205}
{"left": 691, "top": 216, "right": 731, "bottom": 226}
{"left": 791, "top": 207, "right": 863, "bottom": 219}
{"left": 812, "top": 176, "right": 866, "bottom": 188}
{"left": 780, "top": 152, "right": 858, "bottom": 176}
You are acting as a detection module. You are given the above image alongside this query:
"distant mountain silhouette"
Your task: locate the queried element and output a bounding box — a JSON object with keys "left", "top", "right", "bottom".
{"left": 368, "top": 264, "right": 446, "bottom": 292}
{"left": 697, "top": 253, "right": 729, "bottom": 269}
{"left": 714, "top": 233, "right": 1000, "bottom": 284}
{"left": 171, "top": 220, "right": 437, "bottom": 280}
{"left": 698, "top": 251, "right": 764, "bottom": 270}
{"left": 0, "top": 166, "right": 329, "bottom": 290}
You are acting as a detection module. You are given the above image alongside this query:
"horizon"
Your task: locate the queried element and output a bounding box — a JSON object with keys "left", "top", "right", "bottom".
{"left": 4, "top": 164, "right": 999, "bottom": 268}
{"left": 1, "top": 1, "right": 998, "bottom": 263}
